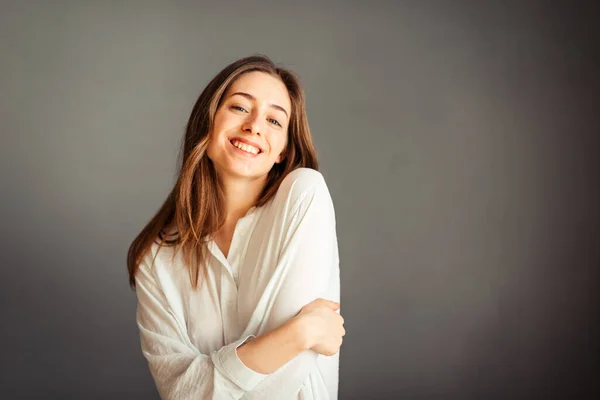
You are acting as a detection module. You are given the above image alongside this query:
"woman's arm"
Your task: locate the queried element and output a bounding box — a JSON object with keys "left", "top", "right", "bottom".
{"left": 237, "top": 299, "right": 342, "bottom": 374}
{"left": 239, "top": 168, "right": 342, "bottom": 400}
{"left": 236, "top": 315, "right": 306, "bottom": 374}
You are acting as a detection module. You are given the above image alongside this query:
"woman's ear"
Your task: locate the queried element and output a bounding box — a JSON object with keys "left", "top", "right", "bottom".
{"left": 275, "top": 142, "right": 288, "bottom": 164}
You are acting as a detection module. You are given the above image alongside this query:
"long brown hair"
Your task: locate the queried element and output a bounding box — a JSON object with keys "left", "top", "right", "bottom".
{"left": 127, "top": 55, "right": 319, "bottom": 289}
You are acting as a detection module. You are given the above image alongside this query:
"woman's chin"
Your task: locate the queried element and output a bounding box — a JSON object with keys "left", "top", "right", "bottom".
{"left": 217, "top": 165, "right": 267, "bottom": 182}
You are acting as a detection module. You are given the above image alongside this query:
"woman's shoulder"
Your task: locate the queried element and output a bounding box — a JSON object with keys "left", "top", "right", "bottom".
{"left": 279, "top": 167, "right": 327, "bottom": 195}
{"left": 275, "top": 168, "right": 332, "bottom": 208}
{"left": 138, "top": 236, "right": 179, "bottom": 273}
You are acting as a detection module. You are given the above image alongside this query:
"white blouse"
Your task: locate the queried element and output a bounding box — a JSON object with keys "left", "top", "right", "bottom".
{"left": 135, "top": 168, "right": 341, "bottom": 400}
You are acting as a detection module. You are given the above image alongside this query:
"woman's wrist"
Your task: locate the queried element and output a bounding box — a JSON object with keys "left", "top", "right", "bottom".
{"left": 236, "top": 315, "right": 313, "bottom": 374}
{"left": 289, "top": 315, "right": 314, "bottom": 351}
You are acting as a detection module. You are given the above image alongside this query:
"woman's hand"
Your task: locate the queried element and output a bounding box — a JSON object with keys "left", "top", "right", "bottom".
{"left": 294, "top": 298, "right": 345, "bottom": 356}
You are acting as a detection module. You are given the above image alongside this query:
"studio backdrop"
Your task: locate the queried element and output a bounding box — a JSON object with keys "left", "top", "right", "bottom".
{"left": 1, "top": 1, "right": 598, "bottom": 398}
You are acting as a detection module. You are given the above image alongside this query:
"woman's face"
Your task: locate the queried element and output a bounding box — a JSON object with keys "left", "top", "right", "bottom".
{"left": 207, "top": 71, "right": 291, "bottom": 183}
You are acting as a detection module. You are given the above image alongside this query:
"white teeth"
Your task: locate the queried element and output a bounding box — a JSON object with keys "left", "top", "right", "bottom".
{"left": 232, "top": 139, "right": 260, "bottom": 154}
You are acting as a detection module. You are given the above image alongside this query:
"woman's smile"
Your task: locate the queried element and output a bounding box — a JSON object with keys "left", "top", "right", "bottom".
{"left": 229, "top": 138, "right": 263, "bottom": 158}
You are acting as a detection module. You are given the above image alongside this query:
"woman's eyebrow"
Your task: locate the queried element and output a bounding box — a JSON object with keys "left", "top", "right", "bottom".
{"left": 230, "top": 92, "right": 289, "bottom": 118}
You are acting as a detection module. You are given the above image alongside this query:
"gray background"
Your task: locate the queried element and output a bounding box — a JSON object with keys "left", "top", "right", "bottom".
{"left": 1, "top": 1, "right": 598, "bottom": 399}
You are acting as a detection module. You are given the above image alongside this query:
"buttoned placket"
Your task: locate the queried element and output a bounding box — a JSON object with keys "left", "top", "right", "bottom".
{"left": 208, "top": 209, "right": 255, "bottom": 345}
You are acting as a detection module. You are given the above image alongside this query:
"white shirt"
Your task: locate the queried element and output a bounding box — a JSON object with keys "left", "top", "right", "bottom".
{"left": 135, "top": 168, "right": 341, "bottom": 400}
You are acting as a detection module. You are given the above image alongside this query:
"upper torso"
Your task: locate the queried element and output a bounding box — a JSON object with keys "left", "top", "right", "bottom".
{"left": 147, "top": 168, "right": 340, "bottom": 399}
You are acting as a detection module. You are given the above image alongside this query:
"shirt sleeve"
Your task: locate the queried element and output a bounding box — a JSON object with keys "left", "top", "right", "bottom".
{"left": 242, "top": 168, "right": 341, "bottom": 400}
{"left": 135, "top": 253, "right": 269, "bottom": 400}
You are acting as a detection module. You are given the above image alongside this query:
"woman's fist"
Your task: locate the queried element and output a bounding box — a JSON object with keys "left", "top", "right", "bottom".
{"left": 295, "top": 298, "right": 345, "bottom": 356}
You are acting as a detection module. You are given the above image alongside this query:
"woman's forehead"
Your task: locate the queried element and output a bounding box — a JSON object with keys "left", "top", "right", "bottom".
{"left": 226, "top": 71, "right": 291, "bottom": 112}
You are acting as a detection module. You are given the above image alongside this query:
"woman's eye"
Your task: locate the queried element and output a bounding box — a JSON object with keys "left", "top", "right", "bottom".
{"left": 268, "top": 118, "right": 282, "bottom": 127}
{"left": 231, "top": 105, "right": 247, "bottom": 112}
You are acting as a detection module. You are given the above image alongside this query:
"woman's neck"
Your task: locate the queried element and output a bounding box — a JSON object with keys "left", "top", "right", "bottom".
{"left": 219, "top": 174, "right": 267, "bottom": 224}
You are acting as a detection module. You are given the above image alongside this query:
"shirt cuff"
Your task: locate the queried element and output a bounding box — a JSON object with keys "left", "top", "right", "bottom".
{"left": 211, "top": 334, "right": 269, "bottom": 392}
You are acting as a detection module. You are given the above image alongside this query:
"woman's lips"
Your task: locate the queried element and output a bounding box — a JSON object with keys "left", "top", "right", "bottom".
{"left": 229, "top": 139, "right": 262, "bottom": 157}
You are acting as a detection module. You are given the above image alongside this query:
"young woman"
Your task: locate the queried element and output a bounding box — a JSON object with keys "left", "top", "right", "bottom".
{"left": 127, "top": 55, "right": 344, "bottom": 399}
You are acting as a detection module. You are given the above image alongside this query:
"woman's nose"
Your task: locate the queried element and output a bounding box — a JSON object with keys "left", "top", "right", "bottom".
{"left": 242, "top": 114, "right": 262, "bottom": 135}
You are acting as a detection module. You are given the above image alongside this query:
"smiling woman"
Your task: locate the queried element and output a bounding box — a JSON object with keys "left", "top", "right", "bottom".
{"left": 206, "top": 71, "right": 290, "bottom": 185}
{"left": 126, "top": 55, "right": 344, "bottom": 399}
